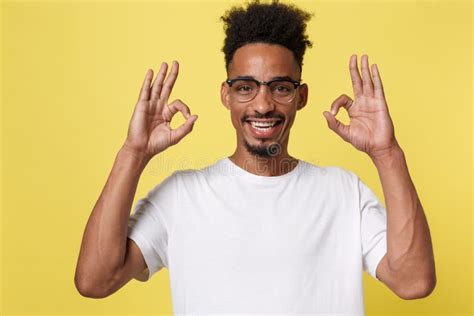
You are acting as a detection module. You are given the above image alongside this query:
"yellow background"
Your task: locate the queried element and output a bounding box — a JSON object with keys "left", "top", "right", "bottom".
{"left": 1, "top": 0, "right": 472, "bottom": 315}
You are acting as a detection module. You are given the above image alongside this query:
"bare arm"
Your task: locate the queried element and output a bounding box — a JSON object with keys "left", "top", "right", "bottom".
{"left": 74, "top": 147, "right": 150, "bottom": 298}
{"left": 74, "top": 61, "right": 198, "bottom": 298}
{"left": 373, "top": 145, "right": 436, "bottom": 299}
{"left": 324, "top": 54, "right": 435, "bottom": 299}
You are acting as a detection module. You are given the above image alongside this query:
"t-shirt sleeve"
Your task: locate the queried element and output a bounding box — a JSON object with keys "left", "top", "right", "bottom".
{"left": 358, "top": 176, "right": 387, "bottom": 281}
{"left": 127, "top": 171, "right": 178, "bottom": 281}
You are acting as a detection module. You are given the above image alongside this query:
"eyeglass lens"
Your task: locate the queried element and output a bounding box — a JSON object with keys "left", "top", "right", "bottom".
{"left": 230, "top": 80, "right": 296, "bottom": 102}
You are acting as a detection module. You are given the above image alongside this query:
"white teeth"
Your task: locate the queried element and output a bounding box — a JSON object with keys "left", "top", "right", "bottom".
{"left": 253, "top": 126, "right": 272, "bottom": 132}
{"left": 249, "top": 121, "right": 278, "bottom": 128}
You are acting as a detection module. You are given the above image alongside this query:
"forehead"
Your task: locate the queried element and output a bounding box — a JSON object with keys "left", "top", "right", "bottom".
{"left": 228, "top": 43, "right": 301, "bottom": 80}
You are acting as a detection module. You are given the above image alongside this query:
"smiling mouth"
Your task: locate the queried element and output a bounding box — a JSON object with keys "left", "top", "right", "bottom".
{"left": 245, "top": 118, "right": 283, "bottom": 138}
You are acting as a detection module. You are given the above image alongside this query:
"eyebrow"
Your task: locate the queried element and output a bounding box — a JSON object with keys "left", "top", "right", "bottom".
{"left": 233, "top": 75, "right": 297, "bottom": 81}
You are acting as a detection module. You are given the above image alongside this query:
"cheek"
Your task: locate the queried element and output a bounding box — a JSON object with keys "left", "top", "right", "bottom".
{"left": 283, "top": 111, "right": 297, "bottom": 130}
{"left": 229, "top": 108, "right": 243, "bottom": 130}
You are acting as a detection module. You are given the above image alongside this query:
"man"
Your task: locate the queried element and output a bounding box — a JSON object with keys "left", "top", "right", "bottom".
{"left": 74, "top": 1, "right": 436, "bottom": 314}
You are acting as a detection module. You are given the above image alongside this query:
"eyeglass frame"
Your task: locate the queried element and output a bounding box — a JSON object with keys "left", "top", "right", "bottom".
{"left": 225, "top": 77, "right": 302, "bottom": 103}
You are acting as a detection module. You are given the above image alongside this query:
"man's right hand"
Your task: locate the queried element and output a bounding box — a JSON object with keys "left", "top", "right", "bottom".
{"left": 122, "top": 61, "right": 198, "bottom": 160}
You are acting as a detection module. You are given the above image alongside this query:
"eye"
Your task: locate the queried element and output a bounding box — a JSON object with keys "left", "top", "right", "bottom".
{"left": 271, "top": 82, "right": 293, "bottom": 95}
{"left": 275, "top": 85, "right": 290, "bottom": 92}
{"left": 233, "top": 80, "right": 256, "bottom": 95}
{"left": 237, "top": 85, "right": 253, "bottom": 92}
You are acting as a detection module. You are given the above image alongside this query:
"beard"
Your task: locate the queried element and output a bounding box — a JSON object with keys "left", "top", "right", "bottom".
{"left": 243, "top": 139, "right": 282, "bottom": 158}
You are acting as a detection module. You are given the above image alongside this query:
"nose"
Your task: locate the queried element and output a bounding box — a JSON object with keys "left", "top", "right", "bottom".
{"left": 251, "top": 85, "right": 275, "bottom": 114}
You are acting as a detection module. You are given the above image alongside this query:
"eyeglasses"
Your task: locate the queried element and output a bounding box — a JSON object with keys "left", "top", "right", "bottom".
{"left": 226, "top": 77, "right": 301, "bottom": 103}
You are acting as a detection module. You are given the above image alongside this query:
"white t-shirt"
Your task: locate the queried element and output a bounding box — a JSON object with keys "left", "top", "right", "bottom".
{"left": 127, "top": 157, "right": 387, "bottom": 315}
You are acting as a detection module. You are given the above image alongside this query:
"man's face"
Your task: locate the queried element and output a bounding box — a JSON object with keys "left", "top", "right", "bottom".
{"left": 221, "top": 43, "right": 308, "bottom": 158}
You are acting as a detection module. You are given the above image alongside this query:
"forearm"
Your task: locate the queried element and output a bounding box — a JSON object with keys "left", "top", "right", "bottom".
{"left": 75, "top": 146, "right": 149, "bottom": 292}
{"left": 371, "top": 145, "right": 435, "bottom": 284}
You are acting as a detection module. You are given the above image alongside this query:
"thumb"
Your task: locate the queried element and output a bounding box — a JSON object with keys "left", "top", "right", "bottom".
{"left": 169, "top": 114, "right": 198, "bottom": 145}
{"left": 323, "top": 111, "right": 350, "bottom": 142}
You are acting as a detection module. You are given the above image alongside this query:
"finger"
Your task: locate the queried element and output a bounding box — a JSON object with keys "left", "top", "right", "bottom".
{"left": 169, "top": 115, "right": 198, "bottom": 145}
{"left": 322, "top": 111, "right": 350, "bottom": 143}
{"left": 160, "top": 60, "right": 179, "bottom": 102}
{"left": 371, "top": 64, "right": 386, "bottom": 100}
{"left": 166, "top": 99, "right": 191, "bottom": 120}
{"left": 138, "top": 69, "right": 153, "bottom": 101}
{"left": 361, "top": 54, "right": 374, "bottom": 96}
{"left": 150, "top": 62, "right": 168, "bottom": 101}
{"left": 349, "top": 54, "right": 363, "bottom": 98}
{"left": 329, "top": 94, "right": 354, "bottom": 116}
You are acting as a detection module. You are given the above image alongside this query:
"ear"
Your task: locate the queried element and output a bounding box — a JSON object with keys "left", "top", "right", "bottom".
{"left": 221, "top": 82, "right": 231, "bottom": 110}
{"left": 296, "top": 83, "right": 308, "bottom": 111}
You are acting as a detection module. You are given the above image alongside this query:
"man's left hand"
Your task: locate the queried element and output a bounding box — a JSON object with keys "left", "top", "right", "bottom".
{"left": 323, "top": 54, "right": 400, "bottom": 160}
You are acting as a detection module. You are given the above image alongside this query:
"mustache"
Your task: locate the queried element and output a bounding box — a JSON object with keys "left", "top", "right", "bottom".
{"left": 241, "top": 113, "right": 284, "bottom": 122}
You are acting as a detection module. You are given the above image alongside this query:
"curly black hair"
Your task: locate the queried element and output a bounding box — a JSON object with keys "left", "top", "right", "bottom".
{"left": 220, "top": 0, "right": 313, "bottom": 71}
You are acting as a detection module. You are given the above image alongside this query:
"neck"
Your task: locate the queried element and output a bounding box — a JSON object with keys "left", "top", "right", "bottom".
{"left": 228, "top": 145, "right": 299, "bottom": 177}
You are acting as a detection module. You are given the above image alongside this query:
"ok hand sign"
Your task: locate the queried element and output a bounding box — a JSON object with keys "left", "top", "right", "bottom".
{"left": 123, "top": 61, "right": 198, "bottom": 160}
{"left": 323, "top": 55, "right": 399, "bottom": 160}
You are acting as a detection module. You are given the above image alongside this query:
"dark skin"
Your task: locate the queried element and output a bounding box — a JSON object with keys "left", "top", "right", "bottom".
{"left": 74, "top": 61, "right": 198, "bottom": 298}
{"left": 323, "top": 53, "right": 435, "bottom": 299}
{"left": 221, "top": 43, "right": 308, "bottom": 176}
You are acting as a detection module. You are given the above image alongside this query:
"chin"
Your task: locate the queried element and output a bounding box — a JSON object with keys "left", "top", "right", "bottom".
{"left": 244, "top": 139, "right": 282, "bottom": 158}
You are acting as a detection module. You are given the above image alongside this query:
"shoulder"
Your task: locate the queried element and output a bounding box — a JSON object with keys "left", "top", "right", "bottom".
{"left": 299, "top": 159, "right": 359, "bottom": 184}
{"left": 166, "top": 158, "right": 225, "bottom": 185}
